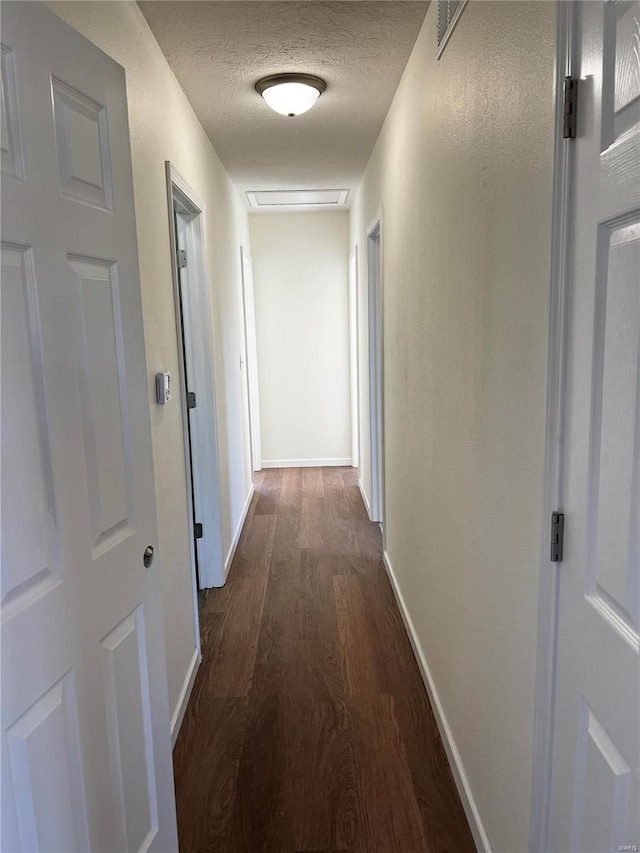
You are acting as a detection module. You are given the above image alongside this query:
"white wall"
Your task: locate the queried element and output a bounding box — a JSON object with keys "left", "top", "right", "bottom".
{"left": 250, "top": 212, "right": 351, "bottom": 467}
{"left": 350, "top": 3, "right": 556, "bottom": 851}
{"left": 47, "top": 2, "right": 253, "bottom": 726}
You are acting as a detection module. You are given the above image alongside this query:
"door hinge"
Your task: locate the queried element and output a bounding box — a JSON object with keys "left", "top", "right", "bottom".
{"left": 551, "top": 511, "right": 565, "bottom": 562}
{"left": 187, "top": 391, "right": 197, "bottom": 409}
{"left": 176, "top": 248, "right": 187, "bottom": 269}
{"left": 563, "top": 76, "right": 579, "bottom": 139}
{"left": 194, "top": 522, "right": 203, "bottom": 540}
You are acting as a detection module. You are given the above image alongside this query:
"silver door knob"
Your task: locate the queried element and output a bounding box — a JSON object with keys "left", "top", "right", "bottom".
{"left": 143, "top": 546, "right": 154, "bottom": 568}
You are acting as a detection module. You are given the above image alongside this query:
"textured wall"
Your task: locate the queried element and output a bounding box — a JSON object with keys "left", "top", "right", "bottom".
{"left": 46, "top": 1, "right": 253, "bottom": 721}
{"left": 351, "top": 3, "right": 556, "bottom": 850}
{"left": 250, "top": 212, "right": 351, "bottom": 466}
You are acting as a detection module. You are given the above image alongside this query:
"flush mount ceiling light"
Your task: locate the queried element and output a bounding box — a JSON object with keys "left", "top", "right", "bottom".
{"left": 255, "top": 73, "right": 326, "bottom": 117}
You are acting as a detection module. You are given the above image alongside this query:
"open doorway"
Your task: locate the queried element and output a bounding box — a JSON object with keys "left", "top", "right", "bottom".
{"left": 367, "top": 214, "right": 384, "bottom": 526}
{"left": 165, "top": 163, "right": 225, "bottom": 598}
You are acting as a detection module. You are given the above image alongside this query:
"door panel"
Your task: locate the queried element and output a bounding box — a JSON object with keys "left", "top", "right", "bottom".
{"left": 592, "top": 221, "right": 639, "bottom": 634}
{"left": 52, "top": 78, "right": 112, "bottom": 210}
{"left": 1, "top": 44, "right": 24, "bottom": 180}
{"left": 1, "top": 244, "right": 58, "bottom": 610}
{"left": 6, "top": 671, "right": 89, "bottom": 853}
{"left": 572, "top": 699, "right": 633, "bottom": 853}
{"left": 548, "top": 2, "right": 639, "bottom": 851}
{"left": 101, "top": 607, "right": 157, "bottom": 853}
{"left": 70, "top": 255, "right": 134, "bottom": 554}
{"left": 0, "top": 4, "right": 177, "bottom": 851}
{"left": 607, "top": 1, "right": 640, "bottom": 141}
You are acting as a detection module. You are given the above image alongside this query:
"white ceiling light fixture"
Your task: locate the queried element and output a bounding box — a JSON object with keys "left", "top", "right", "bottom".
{"left": 255, "top": 73, "right": 327, "bottom": 117}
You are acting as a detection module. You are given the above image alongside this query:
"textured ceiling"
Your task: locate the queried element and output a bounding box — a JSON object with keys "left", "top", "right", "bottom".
{"left": 138, "top": 1, "right": 428, "bottom": 206}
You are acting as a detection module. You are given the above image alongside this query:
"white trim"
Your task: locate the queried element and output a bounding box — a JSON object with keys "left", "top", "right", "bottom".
{"left": 240, "top": 246, "right": 262, "bottom": 472}
{"left": 164, "top": 163, "right": 201, "bottom": 649}
{"left": 224, "top": 484, "right": 255, "bottom": 580}
{"left": 366, "top": 209, "right": 385, "bottom": 531}
{"left": 169, "top": 163, "right": 205, "bottom": 216}
{"left": 261, "top": 458, "right": 352, "bottom": 469}
{"left": 358, "top": 478, "right": 372, "bottom": 520}
{"left": 170, "top": 647, "right": 201, "bottom": 748}
{"left": 382, "top": 550, "right": 492, "bottom": 853}
{"left": 348, "top": 247, "right": 360, "bottom": 468}
{"left": 529, "top": 4, "right": 575, "bottom": 850}
{"left": 166, "top": 162, "right": 225, "bottom": 590}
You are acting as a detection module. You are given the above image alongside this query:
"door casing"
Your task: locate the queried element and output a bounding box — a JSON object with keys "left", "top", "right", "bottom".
{"left": 349, "top": 246, "right": 360, "bottom": 469}
{"left": 530, "top": 3, "right": 586, "bottom": 848}
{"left": 366, "top": 210, "right": 385, "bottom": 530}
{"left": 240, "top": 245, "right": 262, "bottom": 474}
{"left": 165, "top": 162, "right": 224, "bottom": 590}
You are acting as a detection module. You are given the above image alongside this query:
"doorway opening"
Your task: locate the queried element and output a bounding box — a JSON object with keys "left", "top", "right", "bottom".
{"left": 165, "top": 163, "right": 225, "bottom": 604}
{"left": 367, "top": 214, "right": 384, "bottom": 526}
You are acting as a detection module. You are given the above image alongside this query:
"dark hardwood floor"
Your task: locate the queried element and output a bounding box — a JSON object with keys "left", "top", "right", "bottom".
{"left": 173, "top": 467, "right": 475, "bottom": 852}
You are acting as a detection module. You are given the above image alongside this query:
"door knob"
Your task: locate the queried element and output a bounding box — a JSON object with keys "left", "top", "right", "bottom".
{"left": 143, "top": 546, "right": 154, "bottom": 568}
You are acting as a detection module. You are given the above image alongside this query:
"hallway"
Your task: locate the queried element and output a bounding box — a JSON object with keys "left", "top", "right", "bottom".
{"left": 3, "top": 3, "right": 639, "bottom": 850}
{"left": 173, "top": 467, "right": 475, "bottom": 852}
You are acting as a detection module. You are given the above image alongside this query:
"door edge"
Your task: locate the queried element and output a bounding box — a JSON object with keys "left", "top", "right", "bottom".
{"left": 529, "top": 3, "right": 576, "bottom": 850}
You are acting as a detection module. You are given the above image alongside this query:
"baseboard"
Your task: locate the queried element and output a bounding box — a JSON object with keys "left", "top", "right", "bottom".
{"left": 358, "top": 478, "right": 372, "bottom": 520}
{"left": 170, "top": 646, "right": 201, "bottom": 748}
{"left": 261, "top": 458, "right": 352, "bottom": 469}
{"left": 224, "top": 483, "right": 255, "bottom": 579}
{"left": 382, "top": 550, "right": 493, "bottom": 853}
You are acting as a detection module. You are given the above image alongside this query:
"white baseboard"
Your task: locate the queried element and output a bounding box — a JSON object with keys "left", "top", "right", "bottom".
{"left": 358, "top": 478, "right": 372, "bottom": 519}
{"left": 170, "top": 646, "right": 201, "bottom": 748}
{"left": 382, "top": 550, "right": 492, "bottom": 853}
{"left": 261, "top": 458, "right": 352, "bottom": 469}
{"left": 224, "top": 483, "right": 255, "bottom": 579}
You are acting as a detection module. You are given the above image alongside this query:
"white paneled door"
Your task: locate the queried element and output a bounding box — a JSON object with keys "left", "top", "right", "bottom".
{"left": 548, "top": 2, "right": 639, "bottom": 851}
{"left": 1, "top": 4, "right": 178, "bottom": 851}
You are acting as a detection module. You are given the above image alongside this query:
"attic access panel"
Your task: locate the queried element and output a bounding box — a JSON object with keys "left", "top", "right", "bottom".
{"left": 246, "top": 189, "right": 349, "bottom": 208}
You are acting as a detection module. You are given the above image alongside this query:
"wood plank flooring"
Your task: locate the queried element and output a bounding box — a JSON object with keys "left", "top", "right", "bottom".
{"left": 173, "top": 467, "right": 475, "bottom": 852}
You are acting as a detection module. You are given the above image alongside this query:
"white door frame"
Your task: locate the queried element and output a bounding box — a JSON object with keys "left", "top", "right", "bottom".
{"left": 367, "top": 210, "right": 385, "bottom": 527}
{"left": 240, "top": 245, "right": 262, "bottom": 473}
{"left": 529, "top": 4, "right": 575, "bottom": 849}
{"left": 165, "top": 162, "right": 224, "bottom": 594}
{"left": 349, "top": 246, "right": 360, "bottom": 468}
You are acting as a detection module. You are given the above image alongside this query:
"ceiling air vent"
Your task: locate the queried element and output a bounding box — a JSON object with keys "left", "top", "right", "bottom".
{"left": 246, "top": 189, "right": 349, "bottom": 208}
